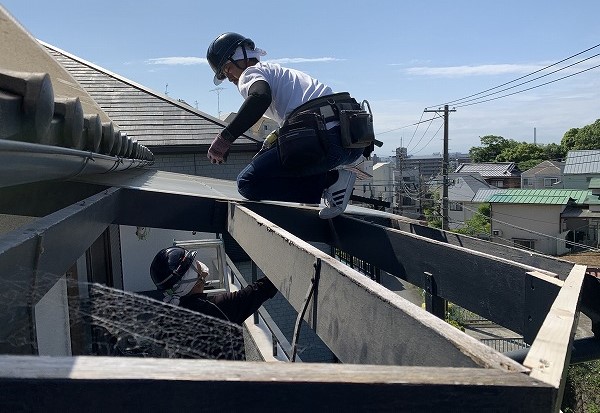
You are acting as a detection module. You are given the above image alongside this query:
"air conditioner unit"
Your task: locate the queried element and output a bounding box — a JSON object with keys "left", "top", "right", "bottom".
{"left": 492, "top": 229, "right": 502, "bottom": 236}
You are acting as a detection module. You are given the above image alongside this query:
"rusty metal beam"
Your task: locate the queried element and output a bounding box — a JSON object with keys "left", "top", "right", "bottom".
{"left": 227, "top": 204, "right": 527, "bottom": 371}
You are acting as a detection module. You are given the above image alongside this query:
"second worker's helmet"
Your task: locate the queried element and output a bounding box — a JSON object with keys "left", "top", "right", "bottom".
{"left": 207, "top": 32, "right": 255, "bottom": 85}
{"left": 150, "top": 247, "right": 197, "bottom": 291}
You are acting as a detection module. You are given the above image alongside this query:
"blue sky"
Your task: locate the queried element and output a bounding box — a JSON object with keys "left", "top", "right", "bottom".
{"left": 3, "top": 0, "right": 600, "bottom": 157}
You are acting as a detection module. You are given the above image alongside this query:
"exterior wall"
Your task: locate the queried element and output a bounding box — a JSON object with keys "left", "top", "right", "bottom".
{"left": 563, "top": 174, "right": 593, "bottom": 190}
{"left": 490, "top": 204, "right": 563, "bottom": 255}
{"left": 521, "top": 172, "right": 563, "bottom": 189}
{"left": 35, "top": 276, "right": 71, "bottom": 356}
{"left": 486, "top": 177, "right": 521, "bottom": 189}
{"left": 371, "top": 164, "right": 395, "bottom": 208}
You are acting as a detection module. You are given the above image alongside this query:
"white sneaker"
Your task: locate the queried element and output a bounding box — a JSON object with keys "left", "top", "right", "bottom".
{"left": 319, "top": 169, "right": 356, "bottom": 219}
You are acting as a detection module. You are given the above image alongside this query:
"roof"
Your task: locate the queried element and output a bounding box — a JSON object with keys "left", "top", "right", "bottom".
{"left": 455, "top": 162, "right": 519, "bottom": 178}
{"left": 448, "top": 173, "right": 495, "bottom": 201}
{"left": 42, "top": 42, "right": 259, "bottom": 150}
{"left": 488, "top": 189, "right": 590, "bottom": 205}
{"left": 373, "top": 162, "right": 391, "bottom": 171}
{"left": 521, "top": 160, "right": 565, "bottom": 177}
{"left": 561, "top": 205, "right": 600, "bottom": 218}
{"left": 563, "top": 150, "right": 600, "bottom": 175}
{"left": 472, "top": 188, "right": 506, "bottom": 203}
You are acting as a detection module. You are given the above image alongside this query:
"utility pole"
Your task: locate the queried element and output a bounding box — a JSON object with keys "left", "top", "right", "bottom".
{"left": 424, "top": 105, "right": 456, "bottom": 231}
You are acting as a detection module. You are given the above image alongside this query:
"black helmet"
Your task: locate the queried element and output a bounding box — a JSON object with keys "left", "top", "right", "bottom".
{"left": 207, "top": 32, "right": 255, "bottom": 85}
{"left": 150, "top": 247, "right": 197, "bottom": 291}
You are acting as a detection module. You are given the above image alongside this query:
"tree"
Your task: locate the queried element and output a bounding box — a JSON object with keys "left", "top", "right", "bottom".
{"left": 454, "top": 204, "right": 490, "bottom": 236}
{"left": 561, "top": 119, "right": 600, "bottom": 150}
{"left": 469, "top": 135, "right": 514, "bottom": 162}
{"left": 469, "top": 136, "right": 566, "bottom": 169}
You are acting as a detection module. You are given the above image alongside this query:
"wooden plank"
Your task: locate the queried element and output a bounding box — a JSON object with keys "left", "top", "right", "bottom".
{"left": 523, "top": 264, "right": 587, "bottom": 411}
{"left": 0, "top": 355, "right": 554, "bottom": 412}
{"left": 228, "top": 204, "right": 527, "bottom": 371}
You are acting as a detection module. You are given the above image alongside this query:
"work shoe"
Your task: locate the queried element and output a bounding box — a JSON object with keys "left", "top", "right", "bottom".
{"left": 319, "top": 169, "right": 356, "bottom": 219}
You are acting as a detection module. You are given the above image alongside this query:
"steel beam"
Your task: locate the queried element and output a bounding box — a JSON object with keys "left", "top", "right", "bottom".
{"left": 0, "top": 356, "right": 554, "bottom": 412}
{"left": 227, "top": 204, "right": 527, "bottom": 370}
{"left": 0, "top": 187, "right": 120, "bottom": 353}
{"left": 319, "top": 214, "right": 566, "bottom": 341}
{"left": 114, "top": 188, "right": 228, "bottom": 234}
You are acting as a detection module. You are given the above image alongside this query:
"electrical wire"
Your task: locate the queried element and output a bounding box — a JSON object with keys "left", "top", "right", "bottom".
{"left": 449, "top": 53, "right": 599, "bottom": 108}
{"left": 454, "top": 62, "right": 600, "bottom": 108}
{"left": 430, "top": 43, "right": 600, "bottom": 108}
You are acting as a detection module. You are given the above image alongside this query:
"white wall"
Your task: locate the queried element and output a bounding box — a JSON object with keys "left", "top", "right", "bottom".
{"left": 35, "top": 276, "right": 71, "bottom": 356}
{"left": 491, "top": 204, "right": 563, "bottom": 255}
{"left": 119, "top": 225, "right": 217, "bottom": 293}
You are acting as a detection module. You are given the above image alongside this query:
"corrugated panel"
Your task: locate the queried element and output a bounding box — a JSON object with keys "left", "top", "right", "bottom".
{"left": 564, "top": 150, "right": 600, "bottom": 175}
{"left": 488, "top": 189, "right": 590, "bottom": 204}
{"left": 472, "top": 189, "right": 506, "bottom": 203}
{"left": 455, "top": 163, "right": 515, "bottom": 177}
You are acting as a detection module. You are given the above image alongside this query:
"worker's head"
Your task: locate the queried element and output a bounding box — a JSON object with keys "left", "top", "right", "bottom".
{"left": 206, "top": 32, "right": 266, "bottom": 85}
{"left": 150, "top": 247, "right": 210, "bottom": 303}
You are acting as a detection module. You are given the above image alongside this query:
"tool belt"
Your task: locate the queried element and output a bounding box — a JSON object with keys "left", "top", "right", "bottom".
{"left": 284, "top": 92, "right": 376, "bottom": 149}
{"left": 276, "top": 111, "right": 328, "bottom": 170}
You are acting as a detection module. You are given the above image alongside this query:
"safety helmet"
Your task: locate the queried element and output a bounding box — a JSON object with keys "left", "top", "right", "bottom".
{"left": 207, "top": 32, "right": 255, "bottom": 85}
{"left": 150, "top": 247, "right": 197, "bottom": 291}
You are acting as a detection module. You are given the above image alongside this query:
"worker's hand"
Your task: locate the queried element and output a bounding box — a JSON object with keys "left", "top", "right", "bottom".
{"left": 207, "top": 133, "right": 232, "bottom": 164}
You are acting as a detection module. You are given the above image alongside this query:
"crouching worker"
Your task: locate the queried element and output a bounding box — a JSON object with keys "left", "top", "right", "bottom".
{"left": 150, "top": 246, "right": 277, "bottom": 326}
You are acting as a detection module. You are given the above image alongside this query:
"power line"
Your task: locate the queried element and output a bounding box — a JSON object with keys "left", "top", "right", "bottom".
{"left": 429, "top": 43, "right": 600, "bottom": 109}
{"left": 454, "top": 62, "right": 600, "bottom": 108}
{"left": 450, "top": 53, "right": 599, "bottom": 108}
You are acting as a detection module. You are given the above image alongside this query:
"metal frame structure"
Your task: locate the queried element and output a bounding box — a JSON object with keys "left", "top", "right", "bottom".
{"left": 1, "top": 4, "right": 599, "bottom": 410}
{"left": 0, "top": 178, "right": 598, "bottom": 411}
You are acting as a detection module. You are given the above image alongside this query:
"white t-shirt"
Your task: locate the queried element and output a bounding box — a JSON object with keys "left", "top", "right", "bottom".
{"left": 237, "top": 62, "right": 333, "bottom": 126}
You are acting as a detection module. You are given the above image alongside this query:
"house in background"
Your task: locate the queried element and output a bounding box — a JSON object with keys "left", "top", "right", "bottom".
{"left": 562, "top": 149, "right": 600, "bottom": 189}
{"left": 371, "top": 162, "right": 395, "bottom": 210}
{"left": 487, "top": 189, "right": 591, "bottom": 255}
{"left": 521, "top": 160, "right": 565, "bottom": 189}
{"left": 224, "top": 113, "right": 278, "bottom": 141}
{"left": 455, "top": 162, "right": 521, "bottom": 188}
{"left": 443, "top": 173, "right": 497, "bottom": 229}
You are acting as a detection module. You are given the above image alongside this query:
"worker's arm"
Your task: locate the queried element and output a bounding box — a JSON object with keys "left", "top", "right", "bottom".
{"left": 207, "top": 81, "right": 271, "bottom": 164}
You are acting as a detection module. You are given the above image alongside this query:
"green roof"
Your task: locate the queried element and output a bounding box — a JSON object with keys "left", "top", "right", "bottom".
{"left": 488, "top": 189, "right": 590, "bottom": 205}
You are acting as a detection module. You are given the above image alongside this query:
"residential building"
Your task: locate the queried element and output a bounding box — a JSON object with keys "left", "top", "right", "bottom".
{"left": 444, "top": 173, "right": 497, "bottom": 229}
{"left": 521, "top": 160, "right": 565, "bottom": 189}
{"left": 488, "top": 189, "right": 592, "bottom": 255}
{"left": 562, "top": 149, "right": 600, "bottom": 189}
{"left": 371, "top": 162, "right": 396, "bottom": 209}
{"left": 455, "top": 162, "right": 521, "bottom": 188}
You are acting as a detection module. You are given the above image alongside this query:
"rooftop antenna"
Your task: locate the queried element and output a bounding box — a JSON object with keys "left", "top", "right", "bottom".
{"left": 209, "top": 87, "right": 225, "bottom": 119}
{"left": 165, "top": 83, "right": 169, "bottom": 96}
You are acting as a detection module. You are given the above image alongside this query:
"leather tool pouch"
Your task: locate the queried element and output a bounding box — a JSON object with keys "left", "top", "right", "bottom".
{"left": 277, "top": 112, "right": 328, "bottom": 170}
{"left": 337, "top": 100, "right": 375, "bottom": 149}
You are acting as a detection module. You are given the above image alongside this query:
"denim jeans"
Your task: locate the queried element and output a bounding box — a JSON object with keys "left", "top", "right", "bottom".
{"left": 237, "top": 126, "right": 364, "bottom": 204}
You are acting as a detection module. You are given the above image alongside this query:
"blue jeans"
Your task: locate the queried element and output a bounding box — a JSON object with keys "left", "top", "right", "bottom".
{"left": 237, "top": 126, "right": 364, "bottom": 204}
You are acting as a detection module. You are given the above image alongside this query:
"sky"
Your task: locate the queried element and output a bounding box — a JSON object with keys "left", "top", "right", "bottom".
{"left": 2, "top": 0, "right": 600, "bottom": 157}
